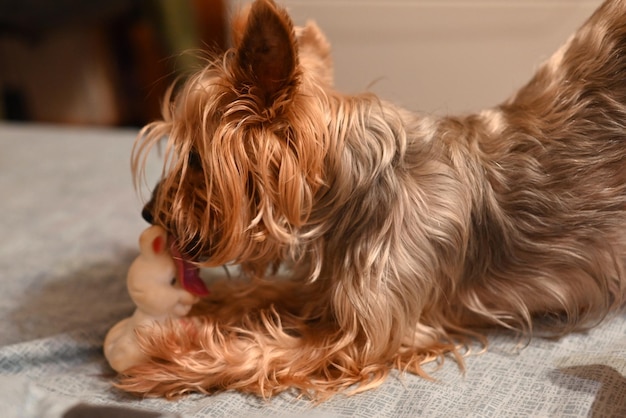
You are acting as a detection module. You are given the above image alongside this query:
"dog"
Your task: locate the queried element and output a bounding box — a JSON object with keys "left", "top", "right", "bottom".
{"left": 123, "top": 0, "right": 626, "bottom": 400}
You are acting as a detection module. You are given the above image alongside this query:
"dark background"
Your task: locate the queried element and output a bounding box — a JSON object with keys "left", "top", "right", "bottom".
{"left": 0, "top": 0, "right": 227, "bottom": 127}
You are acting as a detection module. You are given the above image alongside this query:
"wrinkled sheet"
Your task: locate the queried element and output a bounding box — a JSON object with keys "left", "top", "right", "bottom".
{"left": 1, "top": 123, "right": 624, "bottom": 417}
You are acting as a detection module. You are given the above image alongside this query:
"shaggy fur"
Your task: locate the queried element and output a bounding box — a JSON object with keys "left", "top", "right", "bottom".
{"left": 124, "top": 0, "right": 626, "bottom": 399}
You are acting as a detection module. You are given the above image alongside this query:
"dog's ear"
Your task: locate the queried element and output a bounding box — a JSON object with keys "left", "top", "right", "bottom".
{"left": 230, "top": 3, "right": 250, "bottom": 49}
{"left": 297, "top": 21, "right": 334, "bottom": 86}
{"left": 234, "top": 0, "right": 298, "bottom": 104}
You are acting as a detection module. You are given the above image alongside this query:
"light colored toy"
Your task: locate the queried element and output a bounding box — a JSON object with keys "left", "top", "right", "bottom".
{"left": 104, "top": 225, "right": 201, "bottom": 373}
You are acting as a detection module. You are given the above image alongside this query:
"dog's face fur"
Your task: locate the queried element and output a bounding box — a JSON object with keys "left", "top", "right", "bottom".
{"left": 136, "top": 1, "right": 335, "bottom": 276}
{"left": 128, "top": 0, "right": 626, "bottom": 399}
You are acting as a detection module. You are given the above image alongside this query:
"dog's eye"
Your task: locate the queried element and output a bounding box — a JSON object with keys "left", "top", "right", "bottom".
{"left": 170, "top": 277, "right": 177, "bottom": 286}
{"left": 188, "top": 150, "right": 202, "bottom": 170}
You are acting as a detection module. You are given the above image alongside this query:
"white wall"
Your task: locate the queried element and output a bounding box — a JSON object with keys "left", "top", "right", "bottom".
{"left": 230, "top": 0, "right": 604, "bottom": 114}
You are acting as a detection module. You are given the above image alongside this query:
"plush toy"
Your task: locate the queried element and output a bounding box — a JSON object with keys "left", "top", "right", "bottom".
{"left": 104, "top": 225, "right": 207, "bottom": 373}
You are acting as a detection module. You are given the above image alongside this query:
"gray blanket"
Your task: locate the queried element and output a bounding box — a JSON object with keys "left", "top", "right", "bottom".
{"left": 1, "top": 123, "right": 624, "bottom": 417}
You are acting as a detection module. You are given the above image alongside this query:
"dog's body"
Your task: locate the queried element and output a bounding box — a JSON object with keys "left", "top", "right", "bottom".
{"left": 125, "top": 0, "right": 626, "bottom": 399}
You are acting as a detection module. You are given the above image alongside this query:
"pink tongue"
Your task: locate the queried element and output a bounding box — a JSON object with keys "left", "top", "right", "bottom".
{"left": 179, "top": 258, "right": 211, "bottom": 296}
{"left": 170, "top": 245, "right": 210, "bottom": 296}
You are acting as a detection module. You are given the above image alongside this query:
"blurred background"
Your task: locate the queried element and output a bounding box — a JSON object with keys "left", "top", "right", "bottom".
{"left": 0, "top": 0, "right": 603, "bottom": 127}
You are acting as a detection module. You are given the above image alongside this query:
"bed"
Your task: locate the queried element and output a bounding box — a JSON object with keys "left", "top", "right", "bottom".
{"left": 1, "top": 122, "right": 624, "bottom": 417}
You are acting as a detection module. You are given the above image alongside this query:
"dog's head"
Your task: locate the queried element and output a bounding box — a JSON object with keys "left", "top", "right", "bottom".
{"left": 133, "top": 0, "right": 334, "bottom": 274}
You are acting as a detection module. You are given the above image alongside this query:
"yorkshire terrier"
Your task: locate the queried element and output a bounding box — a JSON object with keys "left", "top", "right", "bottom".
{"left": 123, "top": 0, "right": 626, "bottom": 399}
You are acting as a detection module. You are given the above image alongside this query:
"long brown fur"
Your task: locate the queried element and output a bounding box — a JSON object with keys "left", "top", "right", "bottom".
{"left": 124, "top": 0, "right": 626, "bottom": 400}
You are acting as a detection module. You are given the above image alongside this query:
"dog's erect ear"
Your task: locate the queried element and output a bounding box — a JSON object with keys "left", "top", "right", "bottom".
{"left": 235, "top": 0, "right": 298, "bottom": 103}
{"left": 296, "top": 21, "right": 333, "bottom": 86}
{"left": 230, "top": 3, "right": 250, "bottom": 48}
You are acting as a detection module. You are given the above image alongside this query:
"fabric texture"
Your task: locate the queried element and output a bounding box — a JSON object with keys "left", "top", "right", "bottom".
{"left": 0, "top": 123, "right": 624, "bottom": 417}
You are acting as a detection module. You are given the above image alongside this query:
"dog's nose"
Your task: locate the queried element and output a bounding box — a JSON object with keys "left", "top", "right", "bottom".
{"left": 142, "top": 182, "right": 160, "bottom": 224}
{"left": 142, "top": 204, "right": 154, "bottom": 224}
